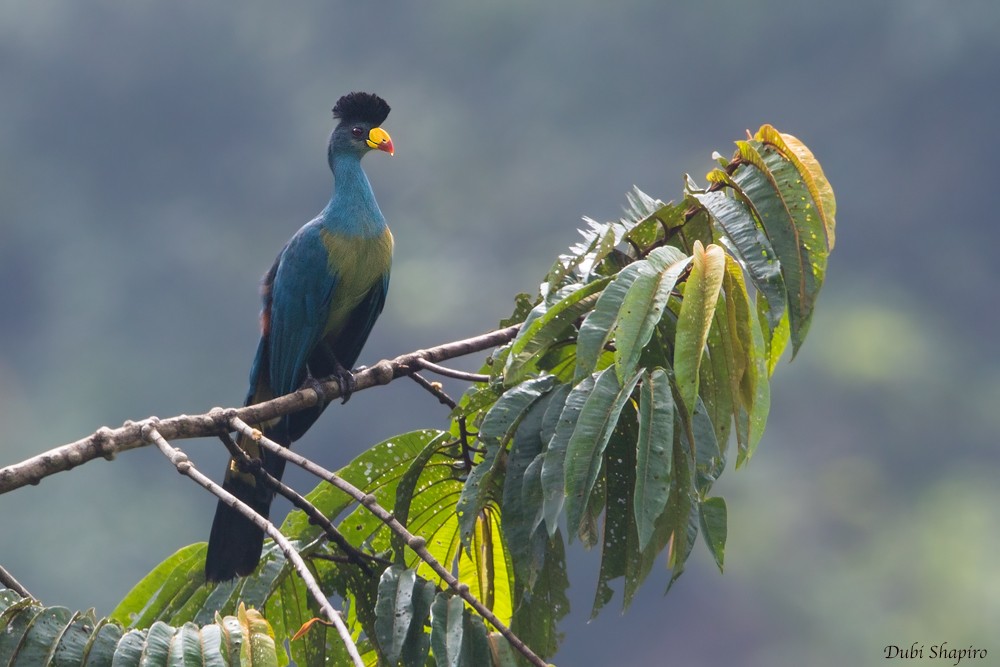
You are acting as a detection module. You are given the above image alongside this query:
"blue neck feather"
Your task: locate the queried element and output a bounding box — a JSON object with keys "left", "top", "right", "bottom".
{"left": 320, "top": 152, "right": 386, "bottom": 238}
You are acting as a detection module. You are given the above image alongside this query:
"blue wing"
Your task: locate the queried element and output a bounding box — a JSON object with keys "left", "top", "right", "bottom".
{"left": 266, "top": 223, "right": 339, "bottom": 398}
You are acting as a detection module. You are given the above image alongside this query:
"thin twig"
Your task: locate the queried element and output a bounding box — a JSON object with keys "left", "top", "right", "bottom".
{"left": 408, "top": 372, "right": 458, "bottom": 410}
{"left": 0, "top": 563, "right": 32, "bottom": 599}
{"left": 412, "top": 358, "right": 491, "bottom": 383}
{"left": 230, "top": 417, "right": 549, "bottom": 667}
{"left": 0, "top": 325, "right": 521, "bottom": 495}
{"left": 142, "top": 422, "right": 365, "bottom": 667}
{"left": 217, "top": 433, "right": 383, "bottom": 574}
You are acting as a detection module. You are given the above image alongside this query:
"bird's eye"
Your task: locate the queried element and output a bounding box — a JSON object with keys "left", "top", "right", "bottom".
{"left": 351, "top": 127, "right": 364, "bottom": 138}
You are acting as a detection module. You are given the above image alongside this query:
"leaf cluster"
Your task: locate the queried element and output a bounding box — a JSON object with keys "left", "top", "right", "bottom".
{"left": 0, "top": 125, "right": 835, "bottom": 667}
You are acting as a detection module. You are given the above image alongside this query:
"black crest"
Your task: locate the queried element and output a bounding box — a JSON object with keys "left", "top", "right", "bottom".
{"left": 332, "top": 92, "right": 390, "bottom": 127}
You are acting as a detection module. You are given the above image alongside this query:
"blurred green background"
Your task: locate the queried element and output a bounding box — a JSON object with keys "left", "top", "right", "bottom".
{"left": 2, "top": 2, "right": 998, "bottom": 665}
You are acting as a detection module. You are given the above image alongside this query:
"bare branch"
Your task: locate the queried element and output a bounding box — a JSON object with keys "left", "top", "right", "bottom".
{"left": 408, "top": 372, "right": 458, "bottom": 410}
{"left": 413, "top": 358, "right": 491, "bottom": 383}
{"left": 230, "top": 417, "right": 550, "bottom": 667}
{"left": 143, "top": 422, "right": 365, "bottom": 667}
{"left": 0, "top": 563, "right": 32, "bottom": 599}
{"left": 217, "top": 432, "right": 384, "bottom": 574}
{"left": 0, "top": 325, "right": 519, "bottom": 495}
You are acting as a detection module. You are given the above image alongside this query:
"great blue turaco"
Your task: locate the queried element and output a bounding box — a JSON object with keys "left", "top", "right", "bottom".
{"left": 205, "top": 92, "right": 394, "bottom": 581}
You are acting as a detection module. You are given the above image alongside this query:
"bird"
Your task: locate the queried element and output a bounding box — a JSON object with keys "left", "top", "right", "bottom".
{"left": 204, "top": 92, "right": 395, "bottom": 582}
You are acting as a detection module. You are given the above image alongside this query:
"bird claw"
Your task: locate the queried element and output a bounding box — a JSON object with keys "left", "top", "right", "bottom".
{"left": 336, "top": 368, "right": 357, "bottom": 405}
{"left": 335, "top": 367, "right": 356, "bottom": 404}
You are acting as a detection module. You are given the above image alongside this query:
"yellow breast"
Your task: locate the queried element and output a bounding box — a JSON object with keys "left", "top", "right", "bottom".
{"left": 319, "top": 227, "right": 393, "bottom": 336}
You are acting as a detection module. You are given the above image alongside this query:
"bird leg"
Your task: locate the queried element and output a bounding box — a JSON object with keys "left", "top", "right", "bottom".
{"left": 311, "top": 343, "right": 357, "bottom": 404}
{"left": 329, "top": 359, "right": 356, "bottom": 404}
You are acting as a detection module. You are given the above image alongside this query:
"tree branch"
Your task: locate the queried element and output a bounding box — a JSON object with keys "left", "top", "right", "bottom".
{"left": 412, "top": 358, "right": 491, "bottom": 383}
{"left": 229, "top": 416, "right": 550, "bottom": 667}
{"left": 0, "top": 325, "right": 519, "bottom": 495}
{"left": 0, "top": 563, "right": 31, "bottom": 599}
{"left": 143, "top": 423, "right": 365, "bottom": 667}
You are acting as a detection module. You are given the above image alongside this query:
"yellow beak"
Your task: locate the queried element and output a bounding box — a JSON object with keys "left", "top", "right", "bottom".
{"left": 367, "top": 127, "right": 394, "bottom": 155}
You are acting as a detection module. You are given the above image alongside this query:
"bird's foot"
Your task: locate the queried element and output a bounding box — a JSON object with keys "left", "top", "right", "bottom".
{"left": 325, "top": 361, "right": 356, "bottom": 404}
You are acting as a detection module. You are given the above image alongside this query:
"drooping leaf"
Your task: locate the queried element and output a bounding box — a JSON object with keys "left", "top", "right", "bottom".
{"left": 430, "top": 593, "right": 465, "bottom": 667}
{"left": 457, "top": 376, "right": 556, "bottom": 547}
{"left": 689, "top": 174, "right": 787, "bottom": 331}
{"left": 754, "top": 125, "right": 836, "bottom": 249}
{"left": 456, "top": 506, "right": 514, "bottom": 629}
{"left": 430, "top": 593, "right": 492, "bottom": 667}
{"left": 374, "top": 566, "right": 434, "bottom": 666}
{"left": 623, "top": 410, "right": 694, "bottom": 608}
{"left": 699, "top": 496, "right": 728, "bottom": 573}
{"left": 673, "top": 241, "right": 726, "bottom": 420}
{"left": 501, "top": 389, "right": 554, "bottom": 587}
{"left": 704, "top": 284, "right": 738, "bottom": 453}
{"left": 575, "top": 262, "right": 646, "bottom": 382}
{"left": 634, "top": 368, "right": 674, "bottom": 551}
{"left": 734, "top": 139, "right": 828, "bottom": 354}
{"left": 509, "top": 530, "right": 569, "bottom": 661}
{"left": 540, "top": 376, "right": 595, "bottom": 535}
{"left": 691, "top": 395, "right": 723, "bottom": 494}
{"left": 592, "top": 403, "right": 639, "bottom": 618}
{"left": 564, "top": 366, "right": 643, "bottom": 538}
{"left": 614, "top": 247, "right": 691, "bottom": 384}
{"left": 758, "top": 291, "right": 790, "bottom": 375}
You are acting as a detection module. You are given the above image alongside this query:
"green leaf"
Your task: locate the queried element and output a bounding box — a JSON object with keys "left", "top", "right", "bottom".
{"left": 689, "top": 174, "right": 787, "bottom": 331}
{"left": 592, "top": 403, "right": 639, "bottom": 618}
{"left": 392, "top": 432, "right": 453, "bottom": 562}
{"left": 691, "top": 395, "right": 723, "bottom": 494}
{"left": 0, "top": 593, "right": 278, "bottom": 667}
{"left": 755, "top": 125, "right": 836, "bottom": 250}
{"left": 500, "top": 292, "right": 536, "bottom": 328}
{"left": 700, "top": 496, "right": 727, "bottom": 572}
{"left": 504, "top": 278, "right": 609, "bottom": 386}
{"left": 673, "top": 241, "right": 726, "bottom": 420}
{"left": 734, "top": 140, "right": 828, "bottom": 354}
{"left": 509, "top": 530, "right": 569, "bottom": 660}
{"left": 623, "top": 409, "right": 694, "bottom": 608}
{"left": 456, "top": 506, "right": 514, "bottom": 628}
{"left": 634, "top": 368, "right": 674, "bottom": 551}
{"left": 286, "top": 429, "right": 448, "bottom": 544}
{"left": 430, "top": 593, "right": 492, "bottom": 667}
{"left": 110, "top": 543, "right": 207, "bottom": 628}
{"left": 704, "top": 284, "right": 737, "bottom": 453}
{"left": 613, "top": 247, "right": 691, "bottom": 384}
{"left": 457, "top": 376, "right": 556, "bottom": 548}
{"left": 430, "top": 594, "right": 465, "bottom": 667}
{"left": 501, "top": 389, "right": 553, "bottom": 587}
{"left": 564, "top": 366, "right": 643, "bottom": 538}
{"left": 746, "top": 293, "right": 772, "bottom": 459}
{"left": 624, "top": 198, "right": 687, "bottom": 250}
{"left": 758, "top": 292, "right": 790, "bottom": 375}
{"left": 540, "top": 376, "right": 595, "bottom": 536}
{"left": 575, "top": 262, "right": 645, "bottom": 382}
{"left": 374, "top": 566, "right": 434, "bottom": 666}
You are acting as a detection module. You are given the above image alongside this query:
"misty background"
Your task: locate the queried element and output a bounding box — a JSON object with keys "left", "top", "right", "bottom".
{"left": 2, "top": 2, "right": 998, "bottom": 665}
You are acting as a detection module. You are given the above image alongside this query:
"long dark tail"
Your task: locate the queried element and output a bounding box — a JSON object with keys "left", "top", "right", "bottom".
{"left": 204, "top": 430, "right": 288, "bottom": 582}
